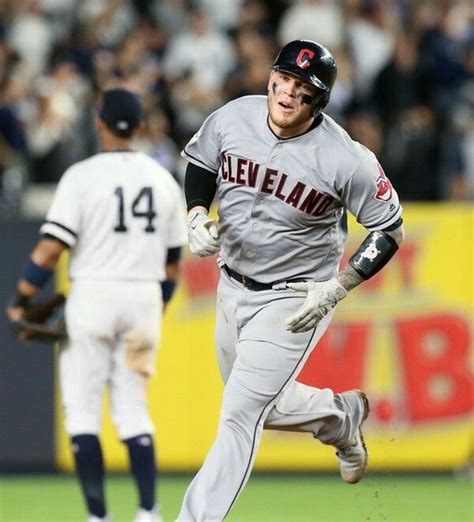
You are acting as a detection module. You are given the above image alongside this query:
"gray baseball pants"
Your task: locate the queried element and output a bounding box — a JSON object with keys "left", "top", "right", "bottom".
{"left": 176, "top": 269, "right": 364, "bottom": 521}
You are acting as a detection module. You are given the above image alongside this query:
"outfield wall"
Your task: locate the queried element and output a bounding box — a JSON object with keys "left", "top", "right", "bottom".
{"left": 0, "top": 221, "right": 55, "bottom": 471}
{"left": 1, "top": 205, "right": 471, "bottom": 472}
{"left": 54, "top": 202, "right": 473, "bottom": 472}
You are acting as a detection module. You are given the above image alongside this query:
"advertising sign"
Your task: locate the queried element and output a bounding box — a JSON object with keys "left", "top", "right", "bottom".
{"left": 56, "top": 204, "right": 473, "bottom": 471}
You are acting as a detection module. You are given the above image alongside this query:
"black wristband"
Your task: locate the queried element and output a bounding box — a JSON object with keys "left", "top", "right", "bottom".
{"left": 349, "top": 231, "right": 399, "bottom": 280}
{"left": 9, "top": 292, "right": 31, "bottom": 308}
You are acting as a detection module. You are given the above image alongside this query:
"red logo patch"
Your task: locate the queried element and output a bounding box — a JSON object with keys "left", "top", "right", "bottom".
{"left": 296, "top": 49, "right": 315, "bottom": 69}
{"left": 375, "top": 164, "right": 393, "bottom": 202}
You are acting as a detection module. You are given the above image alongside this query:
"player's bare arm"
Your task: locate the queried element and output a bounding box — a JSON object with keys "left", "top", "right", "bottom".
{"left": 165, "top": 261, "right": 180, "bottom": 282}
{"left": 5, "top": 236, "right": 68, "bottom": 342}
{"left": 337, "top": 224, "right": 405, "bottom": 292}
{"left": 17, "top": 237, "right": 67, "bottom": 296}
{"left": 6, "top": 236, "right": 67, "bottom": 321}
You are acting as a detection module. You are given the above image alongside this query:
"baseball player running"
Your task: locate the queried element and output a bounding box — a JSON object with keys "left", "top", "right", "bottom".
{"left": 6, "top": 89, "right": 187, "bottom": 522}
{"left": 178, "top": 40, "right": 404, "bottom": 521}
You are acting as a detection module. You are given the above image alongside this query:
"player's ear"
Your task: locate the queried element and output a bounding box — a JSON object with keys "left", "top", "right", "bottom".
{"left": 95, "top": 116, "right": 105, "bottom": 131}
{"left": 267, "top": 70, "right": 276, "bottom": 93}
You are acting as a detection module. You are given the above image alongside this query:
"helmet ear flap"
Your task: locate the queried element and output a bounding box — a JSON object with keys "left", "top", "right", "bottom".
{"left": 310, "top": 91, "right": 330, "bottom": 116}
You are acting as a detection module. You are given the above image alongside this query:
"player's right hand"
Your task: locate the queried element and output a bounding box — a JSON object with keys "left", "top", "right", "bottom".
{"left": 187, "top": 209, "right": 221, "bottom": 257}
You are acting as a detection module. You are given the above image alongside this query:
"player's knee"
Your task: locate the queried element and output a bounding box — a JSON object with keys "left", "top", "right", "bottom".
{"left": 219, "top": 403, "right": 262, "bottom": 442}
{"left": 65, "top": 412, "right": 101, "bottom": 436}
{"left": 112, "top": 410, "right": 155, "bottom": 440}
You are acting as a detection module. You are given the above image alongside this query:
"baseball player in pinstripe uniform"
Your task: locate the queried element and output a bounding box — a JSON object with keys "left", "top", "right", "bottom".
{"left": 178, "top": 40, "right": 405, "bottom": 521}
{"left": 6, "top": 89, "right": 187, "bottom": 522}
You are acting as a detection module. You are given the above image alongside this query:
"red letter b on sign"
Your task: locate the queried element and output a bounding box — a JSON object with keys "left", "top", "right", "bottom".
{"left": 397, "top": 313, "right": 473, "bottom": 422}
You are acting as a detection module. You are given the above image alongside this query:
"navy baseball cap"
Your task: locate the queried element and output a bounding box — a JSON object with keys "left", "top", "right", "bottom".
{"left": 99, "top": 88, "right": 143, "bottom": 137}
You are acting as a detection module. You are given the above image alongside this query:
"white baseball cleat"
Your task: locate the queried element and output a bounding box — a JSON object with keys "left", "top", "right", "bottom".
{"left": 133, "top": 506, "right": 163, "bottom": 522}
{"left": 336, "top": 390, "right": 370, "bottom": 484}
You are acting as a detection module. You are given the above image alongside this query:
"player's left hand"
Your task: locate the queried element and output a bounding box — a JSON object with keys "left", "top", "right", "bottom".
{"left": 285, "top": 278, "right": 347, "bottom": 333}
{"left": 5, "top": 293, "right": 67, "bottom": 343}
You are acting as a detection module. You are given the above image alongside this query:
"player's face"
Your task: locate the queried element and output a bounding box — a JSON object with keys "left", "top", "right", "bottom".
{"left": 267, "top": 70, "right": 317, "bottom": 137}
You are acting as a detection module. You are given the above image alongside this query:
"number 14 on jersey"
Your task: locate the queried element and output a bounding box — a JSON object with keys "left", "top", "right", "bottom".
{"left": 113, "top": 186, "right": 157, "bottom": 233}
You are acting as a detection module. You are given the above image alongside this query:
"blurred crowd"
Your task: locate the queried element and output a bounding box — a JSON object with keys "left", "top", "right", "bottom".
{"left": 0, "top": 0, "right": 473, "bottom": 218}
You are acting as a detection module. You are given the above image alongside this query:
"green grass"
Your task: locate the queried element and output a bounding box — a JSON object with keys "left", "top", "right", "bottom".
{"left": 0, "top": 473, "right": 472, "bottom": 522}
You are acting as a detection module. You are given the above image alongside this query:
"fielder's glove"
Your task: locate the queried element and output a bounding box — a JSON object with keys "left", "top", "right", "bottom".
{"left": 6, "top": 293, "right": 67, "bottom": 344}
{"left": 285, "top": 278, "right": 348, "bottom": 333}
{"left": 187, "top": 209, "right": 220, "bottom": 257}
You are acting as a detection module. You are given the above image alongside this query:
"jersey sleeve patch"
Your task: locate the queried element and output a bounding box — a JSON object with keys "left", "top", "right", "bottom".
{"left": 40, "top": 221, "right": 78, "bottom": 247}
{"left": 374, "top": 164, "right": 393, "bottom": 202}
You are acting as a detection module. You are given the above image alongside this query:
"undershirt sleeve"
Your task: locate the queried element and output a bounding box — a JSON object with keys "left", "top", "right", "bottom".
{"left": 184, "top": 162, "right": 218, "bottom": 211}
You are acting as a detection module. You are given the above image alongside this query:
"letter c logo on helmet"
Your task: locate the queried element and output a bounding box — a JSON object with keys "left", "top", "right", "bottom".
{"left": 296, "top": 49, "right": 315, "bottom": 69}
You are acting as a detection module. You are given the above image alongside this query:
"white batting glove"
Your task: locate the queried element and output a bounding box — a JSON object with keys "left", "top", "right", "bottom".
{"left": 187, "top": 209, "right": 221, "bottom": 257}
{"left": 285, "top": 278, "right": 348, "bottom": 333}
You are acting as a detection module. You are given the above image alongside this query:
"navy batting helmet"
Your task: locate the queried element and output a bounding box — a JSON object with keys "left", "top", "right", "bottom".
{"left": 272, "top": 40, "right": 337, "bottom": 115}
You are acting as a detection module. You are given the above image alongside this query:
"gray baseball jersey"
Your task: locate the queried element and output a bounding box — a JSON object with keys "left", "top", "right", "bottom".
{"left": 182, "top": 95, "right": 401, "bottom": 283}
{"left": 178, "top": 94, "right": 401, "bottom": 521}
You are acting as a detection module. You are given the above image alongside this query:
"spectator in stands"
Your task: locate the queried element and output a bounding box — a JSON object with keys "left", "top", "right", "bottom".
{"left": 371, "top": 30, "right": 442, "bottom": 201}
{"left": 0, "top": 72, "right": 28, "bottom": 216}
{"left": 277, "top": 0, "right": 344, "bottom": 50}
{"left": 162, "top": 6, "right": 236, "bottom": 145}
{"left": 163, "top": 7, "right": 236, "bottom": 91}
{"left": 324, "top": 46, "right": 355, "bottom": 124}
{"left": 26, "top": 60, "right": 87, "bottom": 183}
{"left": 7, "top": 0, "right": 53, "bottom": 79}
{"left": 77, "top": 0, "right": 137, "bottom": 49}
{"left": 451, "top": 42, "right": 474, "bottom": 199}
{"left": 224, "top": 27, "right": 274, "bottom": 100}
{"left": 0, "top": 0, "right": 471, "bottom": 216}
{"left": 199, "top": 0, "right": 244, "bottom": 34}
{"left": 152, "top": 0, "right": 190, "bottom": 36}
{"left": 237, "top": 0, "right": 274, "bottom": 36}
{"left": 345, "top": 0, "right": 397, "bottom": 102}
{"left": 382, "top": 105, "right": 441, "bottom": 201}
{"left": 135, "top": 108, "right": 181, "bottom": 184}
{"left": 373, "top": 31, "right": 427, "bottom": 128}
{"left": 416, "top": 0, "right": 472, "bottom": 199}
{"left": 345, "top": 107, "right": 383, "bottom": 158}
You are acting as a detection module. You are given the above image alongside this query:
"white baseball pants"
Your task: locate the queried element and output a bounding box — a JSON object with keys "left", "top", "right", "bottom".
{"left": 59, "top": 280, "right": 161, "bottom": 440}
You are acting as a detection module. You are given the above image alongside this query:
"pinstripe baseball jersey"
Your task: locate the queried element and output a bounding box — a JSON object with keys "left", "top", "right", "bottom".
{"left": 41, "top": 151, "right": 187, "bottom": 281}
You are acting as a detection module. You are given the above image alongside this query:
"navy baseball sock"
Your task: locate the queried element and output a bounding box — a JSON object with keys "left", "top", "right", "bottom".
{"left": 124, "top": 434, "right": 156, "bottom": 511}
{"left": 71, "top": 434, "right": 106, "bottom": 518}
